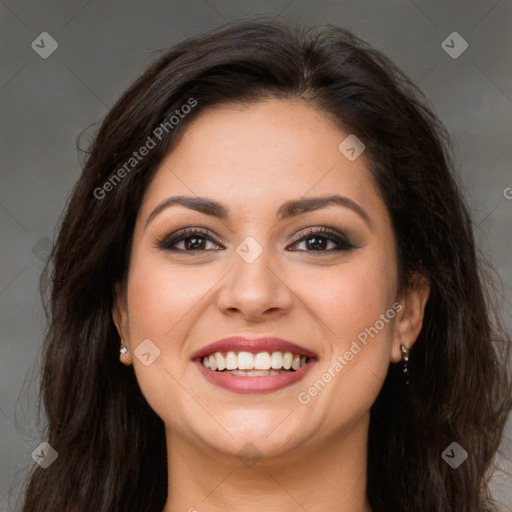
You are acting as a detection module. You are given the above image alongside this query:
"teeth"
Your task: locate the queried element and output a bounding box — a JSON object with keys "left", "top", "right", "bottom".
{"left": 215, "top": 352, "right": 225, "bottom": 371}
{"left": 254, "top": 352, "right": 271, "bottom": 370}
{"left": 270, "top": 351, "right": 283, "bottom": 369}
{"left": 201, "top": 350, "right": 309, "bottom": 372}
{"left": 225, "top": 351, "right": 237, "bottom": 370}
{"left": 283, "top": 352, "right": 293, "bottom": 370}
{"left": 226, "top": 369, "right": 292, "bottom": 376}
{"left": 238, "top": 351, "right": 254, "bottom": 369}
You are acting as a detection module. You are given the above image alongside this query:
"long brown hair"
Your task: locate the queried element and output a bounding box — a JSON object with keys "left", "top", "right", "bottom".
{"left": 19, "top": 19, "right": 511, "bottom": 511}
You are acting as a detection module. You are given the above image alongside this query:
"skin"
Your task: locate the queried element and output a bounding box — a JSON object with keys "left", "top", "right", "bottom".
{"left": 113, "top": 98, "right": 430, "bottom": 512}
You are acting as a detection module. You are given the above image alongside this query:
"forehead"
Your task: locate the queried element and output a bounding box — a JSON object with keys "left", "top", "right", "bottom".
{"left": 139, "top": 99, "right": 385, "bottom": 223}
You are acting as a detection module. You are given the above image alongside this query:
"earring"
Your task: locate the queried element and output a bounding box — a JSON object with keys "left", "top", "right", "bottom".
{"left": 120, "top": 344, "right": 127, "bottom": 356}
{"left": 400, "top": 344, "right": 410, "bottom": 385}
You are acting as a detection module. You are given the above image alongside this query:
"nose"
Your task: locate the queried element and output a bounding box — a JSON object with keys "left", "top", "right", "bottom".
{"left": 215, "top": 245, "right": 294, "bottom": 322}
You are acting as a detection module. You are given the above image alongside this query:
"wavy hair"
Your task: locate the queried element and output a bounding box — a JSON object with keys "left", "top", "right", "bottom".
{"left": 19, "top": 19, "right": 511, "bottom": 512}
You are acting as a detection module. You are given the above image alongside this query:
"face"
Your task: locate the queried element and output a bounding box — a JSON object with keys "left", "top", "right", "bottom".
{"left": 114, "top": 98, "right": 428, "bottom": 460}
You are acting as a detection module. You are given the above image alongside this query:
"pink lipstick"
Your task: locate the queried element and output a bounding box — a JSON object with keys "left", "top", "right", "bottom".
{"left": 192, "top": 335, "right": 318, "bottom": 394}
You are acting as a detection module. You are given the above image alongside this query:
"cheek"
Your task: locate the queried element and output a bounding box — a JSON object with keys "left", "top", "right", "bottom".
{"left": 297, "top": 252, "right": 398, "bottom": 418}
{"left": 302, "top": 253, "right": 397, "bottom": 346}
{"left": 124, "top": 259, "right": 211, "bottom": 430}
{"left": 127, "top": 256, "right": 212, "bottom": 339}
{"left": 295, "top": 251, "right": 397, "bottom": 406}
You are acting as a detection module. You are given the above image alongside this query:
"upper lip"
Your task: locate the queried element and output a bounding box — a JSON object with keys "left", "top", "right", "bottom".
{"left": 191, "top": 335, "right": 318, "bottom": 359}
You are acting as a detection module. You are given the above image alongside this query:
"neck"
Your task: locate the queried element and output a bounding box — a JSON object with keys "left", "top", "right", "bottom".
{"left": 162, "top": 413, "right": 372, "bottom": 512}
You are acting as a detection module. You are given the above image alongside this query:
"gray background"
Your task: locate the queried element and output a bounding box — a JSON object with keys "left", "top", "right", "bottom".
{"left": 1, "top": 0, "right": 511, "bottom": 510}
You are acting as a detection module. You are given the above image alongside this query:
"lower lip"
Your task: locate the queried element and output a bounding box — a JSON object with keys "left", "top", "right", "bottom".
{"left": 194, "top": 358, "right": 316, "bottom": 394}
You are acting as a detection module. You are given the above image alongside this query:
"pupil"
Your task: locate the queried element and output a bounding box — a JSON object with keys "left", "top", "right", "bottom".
{"left": 186, "top": 237, "right": 203, "bottom": 250}
{"left": 308, "top": 236, "right": 326, "bottom": 250}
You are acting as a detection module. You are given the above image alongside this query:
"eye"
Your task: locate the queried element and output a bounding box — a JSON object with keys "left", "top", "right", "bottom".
{"left": 156, "top": 226, "right": 357, "bottom": 254}
{"left": 157, "top": 228, "right": 223, "bottom": 252}
{"left": 287, "top": 227, "right": 357, "bottom": 252}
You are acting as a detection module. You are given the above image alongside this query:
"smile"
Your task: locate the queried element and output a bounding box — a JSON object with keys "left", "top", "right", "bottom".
{"left": 201, "top": 350, "right": 309, "bottom": 375}
{"left": 192, "top": 335, "right": 317, "bottom": 394}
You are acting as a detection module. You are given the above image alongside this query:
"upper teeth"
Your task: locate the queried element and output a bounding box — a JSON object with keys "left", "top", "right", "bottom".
{"left": 202, "top": 351, "right": 307, "bottom": 371}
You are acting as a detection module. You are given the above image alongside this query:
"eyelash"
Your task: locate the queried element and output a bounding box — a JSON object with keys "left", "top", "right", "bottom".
{"left": 156, "top": 227, "right": 357, "bottom": 254}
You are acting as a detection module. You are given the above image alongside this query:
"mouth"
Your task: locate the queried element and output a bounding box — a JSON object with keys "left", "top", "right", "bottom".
{"left": 192, "top": 336, "right": 318, "bottom": 394}
{"left": 199, "top": 350, "right": 310, "bottom": 375}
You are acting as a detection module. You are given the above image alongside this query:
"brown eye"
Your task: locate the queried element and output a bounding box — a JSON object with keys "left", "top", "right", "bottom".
{"left": 288, "top": 228, "right": 357, "bottom": 252}
{"left": 158, "top": 229, "right": 223, "bottom": 252}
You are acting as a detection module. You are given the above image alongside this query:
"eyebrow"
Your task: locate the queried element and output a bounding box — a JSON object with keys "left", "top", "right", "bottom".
{"left": 144, "top": 194, "right": 372, "bottom": 230}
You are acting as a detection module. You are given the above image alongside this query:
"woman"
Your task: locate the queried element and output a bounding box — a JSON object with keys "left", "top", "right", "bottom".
{"left": 20, "top": 19, "right": 511, "bottom": 512}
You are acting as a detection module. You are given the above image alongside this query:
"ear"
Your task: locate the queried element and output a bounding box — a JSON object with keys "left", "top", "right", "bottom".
{"left": 390, "top": 273, "right": 431, "bottom": 363}
{"left": 112, "top": 282, "right": 132, "bottom": 366}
